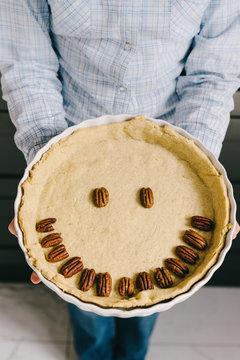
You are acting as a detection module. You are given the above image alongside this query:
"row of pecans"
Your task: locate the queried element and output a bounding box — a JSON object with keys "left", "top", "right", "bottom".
{"left": 35, "top": 215, "right": 215, "bottom": 298}
{"left": 36, "top": 218, "right": 108, "bottom": 296}
{"left": 121, "top": 216, "right": 215, "bottom": 296}
{"left": 164, "top": 215, "right": 215, "bottom": 279}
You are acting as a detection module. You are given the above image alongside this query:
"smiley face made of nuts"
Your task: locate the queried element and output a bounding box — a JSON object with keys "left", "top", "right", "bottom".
{"left": 19, "top": 116, "right": 229, "bottom": 309}
{"left": 36, "top": 185, "right": 214, "bottom": 299}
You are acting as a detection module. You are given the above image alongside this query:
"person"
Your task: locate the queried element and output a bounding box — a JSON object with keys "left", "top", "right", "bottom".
{"left": 1, "top": 1, "right": 240, "bottom": 359}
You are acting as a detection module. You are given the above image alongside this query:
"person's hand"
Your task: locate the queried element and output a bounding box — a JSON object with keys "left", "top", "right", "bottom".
{"left": 233, "top": 221, "right": 240, "bottom": 239}
{"left": 8, "top": 218, "right": 41, "bottom": 284}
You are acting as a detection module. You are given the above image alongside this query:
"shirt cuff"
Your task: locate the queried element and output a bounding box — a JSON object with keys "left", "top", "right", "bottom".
{"left": 25, "top": 142, "right": 48, "bottom": 165}
{"left": 24, "top": 132, "right": 64, "bottom": 165}
{"left": 176, "top": 123, "right": 223, "bottom": 159}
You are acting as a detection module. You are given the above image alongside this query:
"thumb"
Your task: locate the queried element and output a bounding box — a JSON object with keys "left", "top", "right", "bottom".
{"left": 233, "top": 221, "right": 240, "bottom": 240}
{"left": 8, "top": 218, "right": 18, "bottom": 237}
{"left": 31, "top": 271, "right": 42, "bottom": 284}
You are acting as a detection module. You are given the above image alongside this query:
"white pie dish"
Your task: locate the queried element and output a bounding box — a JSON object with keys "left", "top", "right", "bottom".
{"left": 14, "top": 114, "right": 236, "bottom": 318}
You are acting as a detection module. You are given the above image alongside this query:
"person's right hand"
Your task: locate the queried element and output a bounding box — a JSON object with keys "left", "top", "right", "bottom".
{"left": 8, "top": 218, "right": 42, "bottom": 284}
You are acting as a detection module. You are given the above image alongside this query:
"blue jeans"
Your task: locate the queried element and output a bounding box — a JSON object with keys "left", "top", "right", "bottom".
{"left": 68, "top": 303, "right": 158, "bottom": 360}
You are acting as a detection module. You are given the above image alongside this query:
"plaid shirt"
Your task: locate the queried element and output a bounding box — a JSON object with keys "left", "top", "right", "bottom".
{"left": 0, "top": 0, "right": 240, "bottom": 164}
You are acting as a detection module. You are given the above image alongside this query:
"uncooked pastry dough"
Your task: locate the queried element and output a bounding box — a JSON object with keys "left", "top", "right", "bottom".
{"left": 18, "top": 116, "right": 232, "bottom": 309}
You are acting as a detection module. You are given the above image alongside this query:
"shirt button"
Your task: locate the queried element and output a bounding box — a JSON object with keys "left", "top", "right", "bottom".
{"left": 120, "top": 86, "right": 127, "bottom": 92}
{"left": 124, "top": 42, "right": 131, "bottom": 51}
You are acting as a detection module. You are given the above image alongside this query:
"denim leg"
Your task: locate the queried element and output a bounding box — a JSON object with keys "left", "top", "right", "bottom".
{"left": 67, "top": 303, "right": 115, "bottom": 360}
{"left": 113, "top": 313, "right": 158, "bottom": 360}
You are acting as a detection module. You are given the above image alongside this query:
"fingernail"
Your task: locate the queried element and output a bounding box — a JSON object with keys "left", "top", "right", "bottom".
{"left": 31, "top": 272, "right": 40, "bottom": 283}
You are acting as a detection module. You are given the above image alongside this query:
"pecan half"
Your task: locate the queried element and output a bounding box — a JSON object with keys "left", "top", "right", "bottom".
{"left": 79, "top": 268, "right": 96, "bottom": 292}
{"left": 47, "top": 244, "right": 69, "bottom": 263}
{"left": 191, "top": 216, "right": 215, "bottom": 231}
{"left": 154, "top": 267, "right": 173, "bottom": 288}
{"left": 136, "top": 272, "right": 154, "bottom": 291}
{"left": 165, "top": 258, "right": 189, "bottom": 278}
{"left": 41, "top": 233, "right": 63, "bottom": 248}
{"left": 59, "top": 257, "right": 83, "bottom": 278}
{"left": 119, "top": 277, "right": 135, "bottom": 297}
{"left": 96, "top": 272, "right": 112, "bottom": 297}
{"left": 93, "top": 187, "right": 109, "bottom": 207}
{"left": 140, "top": 188, "right": 154, "bottom": 208}
{"left": 176, "top": 245, "right": 199, "bottom": 265}
{"left": 36, "top": 218, "right": 56, "bottom": 232}
{"left": 183, "top": 229, "right": 208, "bottom": 250}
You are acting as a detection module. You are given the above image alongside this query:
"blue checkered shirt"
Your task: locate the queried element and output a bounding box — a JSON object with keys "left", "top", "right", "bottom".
{"left": 0, "top": 0, "right": 240, "bottom": 164}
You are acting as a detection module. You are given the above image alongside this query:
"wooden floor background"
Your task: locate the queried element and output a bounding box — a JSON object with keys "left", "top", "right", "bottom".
{"left": 0, "top": 87, "right": 240, "bottom": 284}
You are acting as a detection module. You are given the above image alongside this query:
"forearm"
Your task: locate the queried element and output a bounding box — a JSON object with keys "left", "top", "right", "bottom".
{"left": 1, "top": 63, "right": 67, "bottom": 164}
{"left": 171, "top": 0, "right": 240, "bottom": 158}
{"left": 0, "top": 0, "right": 68, "bottom": 164}
{"left": 172, "top": 74, "right": 240, "bottom": 158}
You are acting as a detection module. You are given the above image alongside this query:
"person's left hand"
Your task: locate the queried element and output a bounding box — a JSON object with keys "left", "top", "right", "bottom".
{"left": 233, "top": 221, "right": 240, "bottom": 239}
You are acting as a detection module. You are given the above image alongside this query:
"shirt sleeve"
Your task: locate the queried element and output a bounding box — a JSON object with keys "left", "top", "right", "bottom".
{"left": 0, "top": 0, "right": 68, "bottom": 165}
{"left": 171, "top": 0, "right": 240, "bottom": 159}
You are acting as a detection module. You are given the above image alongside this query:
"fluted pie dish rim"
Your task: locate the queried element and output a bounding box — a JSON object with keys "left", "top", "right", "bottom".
{"left": 14, "top": 114, "right": 236, "bottom": 318}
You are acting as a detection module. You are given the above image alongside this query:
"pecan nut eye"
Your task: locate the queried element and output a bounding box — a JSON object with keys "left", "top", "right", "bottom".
{"left": 93, "top": 187, "right": 109, "bottom": 207}
{"left": 140, "top": 188, "right": 154, "bottom": 208}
